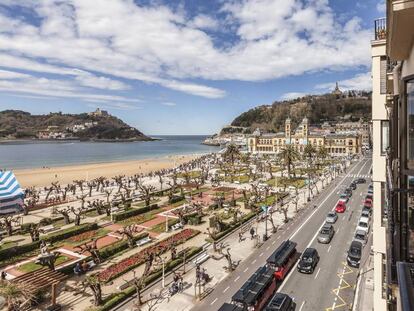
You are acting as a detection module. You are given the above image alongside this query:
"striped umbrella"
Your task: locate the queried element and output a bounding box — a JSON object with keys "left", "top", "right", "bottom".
{"left": 0, "top": 171, "right": 24, "bottom": 215}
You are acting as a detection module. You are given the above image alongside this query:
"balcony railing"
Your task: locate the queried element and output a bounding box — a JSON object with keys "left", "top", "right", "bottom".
{"left": 375, "top": 18, "right": 387, "bottom": 40}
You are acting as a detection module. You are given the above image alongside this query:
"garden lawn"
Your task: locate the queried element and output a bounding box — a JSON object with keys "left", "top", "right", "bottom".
{"left": 150, "top": 218, "right": 179, "bottom": 233}
{"left": 17, "top": 255, "right": 71, "bottom": 273}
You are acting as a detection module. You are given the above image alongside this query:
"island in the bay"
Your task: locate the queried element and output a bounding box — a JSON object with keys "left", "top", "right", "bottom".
{"left": 0, "top": 108, "right": 153, "bottom": 142}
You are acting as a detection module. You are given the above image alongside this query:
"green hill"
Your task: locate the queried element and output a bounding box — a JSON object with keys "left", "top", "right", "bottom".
{"left": 229, "top": 92, "right": 371, "bottom": 133}
{"left": 0, "top": 110, "right": 152, "bottom": 141}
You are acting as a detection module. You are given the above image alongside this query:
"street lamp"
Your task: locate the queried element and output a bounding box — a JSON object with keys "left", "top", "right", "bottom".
{"left": 261, "top": 205, "right": 268, "bottom": 241}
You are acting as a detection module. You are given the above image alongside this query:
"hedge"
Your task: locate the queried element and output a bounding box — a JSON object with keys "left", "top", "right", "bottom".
{"left": 209, "top": 209, "right": 259, "bottom": 241}
{"left": 0, "top": 223, "right": 98, "bottom": 262}
{"left": 169, "top": 195, "right": 185, "bottom": 204}
{"left": 112, "top": 204, "right": 158, "bottom": 222}
{"left": 96, "top": 246, "right": 202, "bottom": 311}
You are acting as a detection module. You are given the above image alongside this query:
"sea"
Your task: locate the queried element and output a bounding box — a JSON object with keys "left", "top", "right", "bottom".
{"left": 0, "top": 135, "right": 219, "bottom": 170}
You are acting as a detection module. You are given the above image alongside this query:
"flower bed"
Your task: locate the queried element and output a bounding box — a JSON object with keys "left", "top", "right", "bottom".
{"left": 67, "top": 230, "right": 97, "bottom": 243}
{"left": 98, "top": 228, "right": 199, "bottom": 282}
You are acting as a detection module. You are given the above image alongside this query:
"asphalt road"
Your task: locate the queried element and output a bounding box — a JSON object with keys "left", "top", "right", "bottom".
{"left": 191, "top": 157, "right": 372, "bottom": 311}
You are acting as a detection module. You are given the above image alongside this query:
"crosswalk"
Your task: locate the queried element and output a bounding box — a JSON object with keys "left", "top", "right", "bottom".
{"left": 347, "top": 174, "right": 371, "bottom": 178}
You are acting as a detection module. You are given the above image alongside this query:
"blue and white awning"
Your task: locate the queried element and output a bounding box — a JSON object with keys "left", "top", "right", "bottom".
{"left": 0, "top": 171, "right": 24, "bottom": 214}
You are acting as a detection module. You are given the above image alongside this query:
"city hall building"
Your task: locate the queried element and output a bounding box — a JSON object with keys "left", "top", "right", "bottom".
{"left": 247, "top": 117, "right": 361, "bottom": 156}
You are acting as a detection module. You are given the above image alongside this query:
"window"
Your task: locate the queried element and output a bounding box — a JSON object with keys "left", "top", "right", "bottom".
{"left": 381, "top": 120, "right": 389, "bottom": 155}
{"left": 408, "top": 80, "right": 414, "bottom": 168}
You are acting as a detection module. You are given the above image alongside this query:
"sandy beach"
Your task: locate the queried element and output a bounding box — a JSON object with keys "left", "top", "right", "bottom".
{"left": 14, "top": 154, "right": 199, "bottom": 188}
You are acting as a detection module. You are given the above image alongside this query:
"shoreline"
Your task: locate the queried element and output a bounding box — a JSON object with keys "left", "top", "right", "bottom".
{"left": 13, "top": 154, "right": 204, "bottom": 188}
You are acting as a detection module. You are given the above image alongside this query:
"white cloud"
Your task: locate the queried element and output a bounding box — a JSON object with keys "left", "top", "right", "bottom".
{"left": 162, "top": 102, "right": 176, "bottom": 106}
{"left": 280, "top": 92, "right": 309, "bottom": 100}
{"left": 0, "top": 0, "right": 372, "bottom": 100}
{"left": 189, "top": 15, "right": 219, "bottom": 30}
{"left": 376, "top": 1, "right": 386, "bottom": 13}
{"left": 73, "top": 70, "right": 130, "bottom": 91}
{"left": 0, "top": 69, "right": 31, "bottom": 79}
{"left": 316, "top": 72, "right": 372, "bottom": 91}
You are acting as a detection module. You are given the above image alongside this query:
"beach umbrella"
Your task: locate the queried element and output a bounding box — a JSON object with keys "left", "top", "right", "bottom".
{"left": 0, "top": 171, "right": 24, "bottom": 215}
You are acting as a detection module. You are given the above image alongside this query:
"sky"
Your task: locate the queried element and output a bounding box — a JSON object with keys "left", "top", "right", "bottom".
{"left": 0, "top": 0, "right": 385, "bottom": 135}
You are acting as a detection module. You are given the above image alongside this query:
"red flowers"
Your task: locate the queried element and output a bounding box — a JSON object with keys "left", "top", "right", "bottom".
{"left": 67, "top": 230, "right": 97, "bottom": 243}
{"left": 98, "top": 229, "right": 198, "bottom": 282}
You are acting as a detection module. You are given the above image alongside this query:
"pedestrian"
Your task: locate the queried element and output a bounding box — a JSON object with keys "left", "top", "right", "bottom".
{"left": 250, "top": 227, "right": 255, "bottom": 240}
{"left": 238, "top": 232, "right": 243, "bottom": 242}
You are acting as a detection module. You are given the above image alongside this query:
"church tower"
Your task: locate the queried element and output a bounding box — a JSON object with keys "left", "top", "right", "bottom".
{"left": 285, "top": 118, "right": 291, "bottom": 140}
{"left": 302, "top": 117, "right": 309, "bottom": 138}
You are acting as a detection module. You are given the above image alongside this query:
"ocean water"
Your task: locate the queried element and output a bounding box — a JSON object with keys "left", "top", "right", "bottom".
{"left": 0, "top": 135, "right": 219, "bottom": 170}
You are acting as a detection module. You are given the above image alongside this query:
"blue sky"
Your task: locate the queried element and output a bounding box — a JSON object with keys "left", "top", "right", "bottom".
{"left": 0, "top": 0, "right": 385, "bottom": 135}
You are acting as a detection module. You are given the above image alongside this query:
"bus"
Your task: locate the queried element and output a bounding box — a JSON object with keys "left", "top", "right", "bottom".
{"left": 266, "top": 240, "right": 299, "bottom": 281}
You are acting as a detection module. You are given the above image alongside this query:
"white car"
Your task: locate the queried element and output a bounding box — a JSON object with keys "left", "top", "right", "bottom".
{"left": 356, "top": 216, "right": 370, "bottom": 233}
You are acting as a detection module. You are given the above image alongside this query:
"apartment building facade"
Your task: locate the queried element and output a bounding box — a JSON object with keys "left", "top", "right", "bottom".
{"left": 372, "top": 1, "right": 414, "bottom": 310}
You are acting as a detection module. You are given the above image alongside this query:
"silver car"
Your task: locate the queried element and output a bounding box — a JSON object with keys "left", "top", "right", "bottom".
{"left": 317, "top": 224, "right": 335, "bottom": 244}
{"left": 326, "top": 212, "right": 338, "bottom": 224}
{"left": 354, "top": 230, "right": 367, "bottom": 245}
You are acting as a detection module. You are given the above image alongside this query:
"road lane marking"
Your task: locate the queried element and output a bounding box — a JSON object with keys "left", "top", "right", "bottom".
{"left": 259, "top": 252, "right": 264, "bottom": 257}
{"left": 243, "top": 267, "right": 249, "bottom": 273}
{"left": 252, "top": 259, "right": 257, "bottom": 264}
{"left": 288, "top": 160, "right": 365, "bottom": 241}
{"left": 328, "top": 245, "right": 332, "bottom": 253}
{"left": 223, "top": 286, "right": 229, "bottom": 293}
{"left": 266, "top": 246, "right": 270, "bottom": 250}
{"left": 279, "top": 160, "right": 369, "bottom": 293}
{"left": 299, "top": 301, "right": 306, "bottom": 311}
{"left": 211, "top": 298, "right": 218, "bottom": 305}
{"left": 234, "top": 276, "right": 240, "bottom": 282}
{"left": 314, "top": 267, "right": 321, "bottom": 279}
{"left": 272, "top": 240, "right": 276, "bottom": 245}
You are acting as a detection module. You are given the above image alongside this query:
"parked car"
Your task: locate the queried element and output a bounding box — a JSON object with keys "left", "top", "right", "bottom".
{"left": 326, "top": 211, "right": 338, "bottom": 224}
{"left": 339, "top": 193, "right": 349, "bottom": 203}
{"left": 345, "top": 188, "right": 353, "bottom": 196}
{"left": 366, "top": 194, "right": 373, "bottom": 201}
{"left": 335, "top": 201, "right": 346, "bottom": 213}
{"left": 349, "top": 183, "right": 357, "bottom": 190}
{"left": 347, "top": 241, "right": 362, "bottom": 268}
{"left": 362, "top": 206, "right": 372, "bottom": 216}
{"left": 297, "top": 248, "right": 319, "bottom": 274}
{"left": 361, "top": 210, "right": 371, "bottom": 219}
{"left": 365, "top": 197, "right": 373, "bottom": 205}
{"left": 354, "top": 230, "right": 368, "bottom": 245}
{"left": 364, "top": 200, "right": 372, "bottom": 209}
{"left": 356, "top": 216, "right": 370, "bottom": 233}
{"left": 357, "top": 178, "right": 366, "bottom": 184}
{"left": 264, "top": 293, "right": 296, "bottom": 311}
{"left": 317, "top": 224, "right": 335, "bottom": 244}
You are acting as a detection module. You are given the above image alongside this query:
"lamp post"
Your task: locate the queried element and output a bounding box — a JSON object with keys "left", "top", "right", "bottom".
{"left": 262, "top": 205, "right": 268, "bottom": 241}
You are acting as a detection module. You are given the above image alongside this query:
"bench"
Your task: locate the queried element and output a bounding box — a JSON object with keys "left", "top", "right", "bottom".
{"left": 40, "top": 225, "right": 57, "bottom": 233}
{"left": 171, "top": 223, "right": 183, "bottom": 231}
{"left": 87, "top": 260, "right": 97, "bottom": 269}
{"left": 136, "top": 236, "right": 152, "bottom": 247}
{"left": 192, "top": 253, "right": 210, "bottom": 265}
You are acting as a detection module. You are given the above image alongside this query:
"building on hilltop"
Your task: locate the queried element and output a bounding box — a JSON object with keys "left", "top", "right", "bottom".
{"left": 332, "top": 82, "right": 342, "bottom": 96}
{"left": 88, "top": 108, "right": 108, "bottom": 117}
{"left": 247, "top": 117, "right": 362, "bottom": 156}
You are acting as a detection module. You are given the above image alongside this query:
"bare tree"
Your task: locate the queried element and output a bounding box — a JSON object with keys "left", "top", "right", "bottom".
{"left": 277, "top": 204, "right": 289, "bottom": 223}
{"left": 75, "top": 239, "right": 101, "bottom": 264}
{"left": 77, "top": 193, "right": 88, "bottom": 209}
{"left": 138, "top": 184, "right": 156, "bottom": 207}
{"left": 82, "top": 273, "right": 103, "bottom": 306}
{"left": 0, "top": 215, "right": 20, "bottom": 236}
{"left": 114, "top": 175, "right": 125, "bottom": 193}
{"left": 57, "top": 206, "right": 71, "bottom": 224}
{"left": 73, "top": 179, "right": 85, "bottom": 193}
{"left": 71, "top": 206, "right": 83, "bottom": 226}
{"left": 130, "top": 253, "right": 154, "bottom": 307}
{"left": 28, "top": 223, "right": 41, "bottom": 242}
{"left": 117, "top": 224, "right": 141, "bottom": 248}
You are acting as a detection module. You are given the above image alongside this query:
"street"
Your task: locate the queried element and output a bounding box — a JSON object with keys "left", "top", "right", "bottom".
{"left": 191, "top": 157, "right": 372, "bottom": 311}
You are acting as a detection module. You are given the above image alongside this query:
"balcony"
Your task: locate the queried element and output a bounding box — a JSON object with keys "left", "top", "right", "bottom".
{"left": 387, "top": 0, "right": 414, "bottom": 60}
{"left": 375, "top": 18, "right": 387, "bottom": 41}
